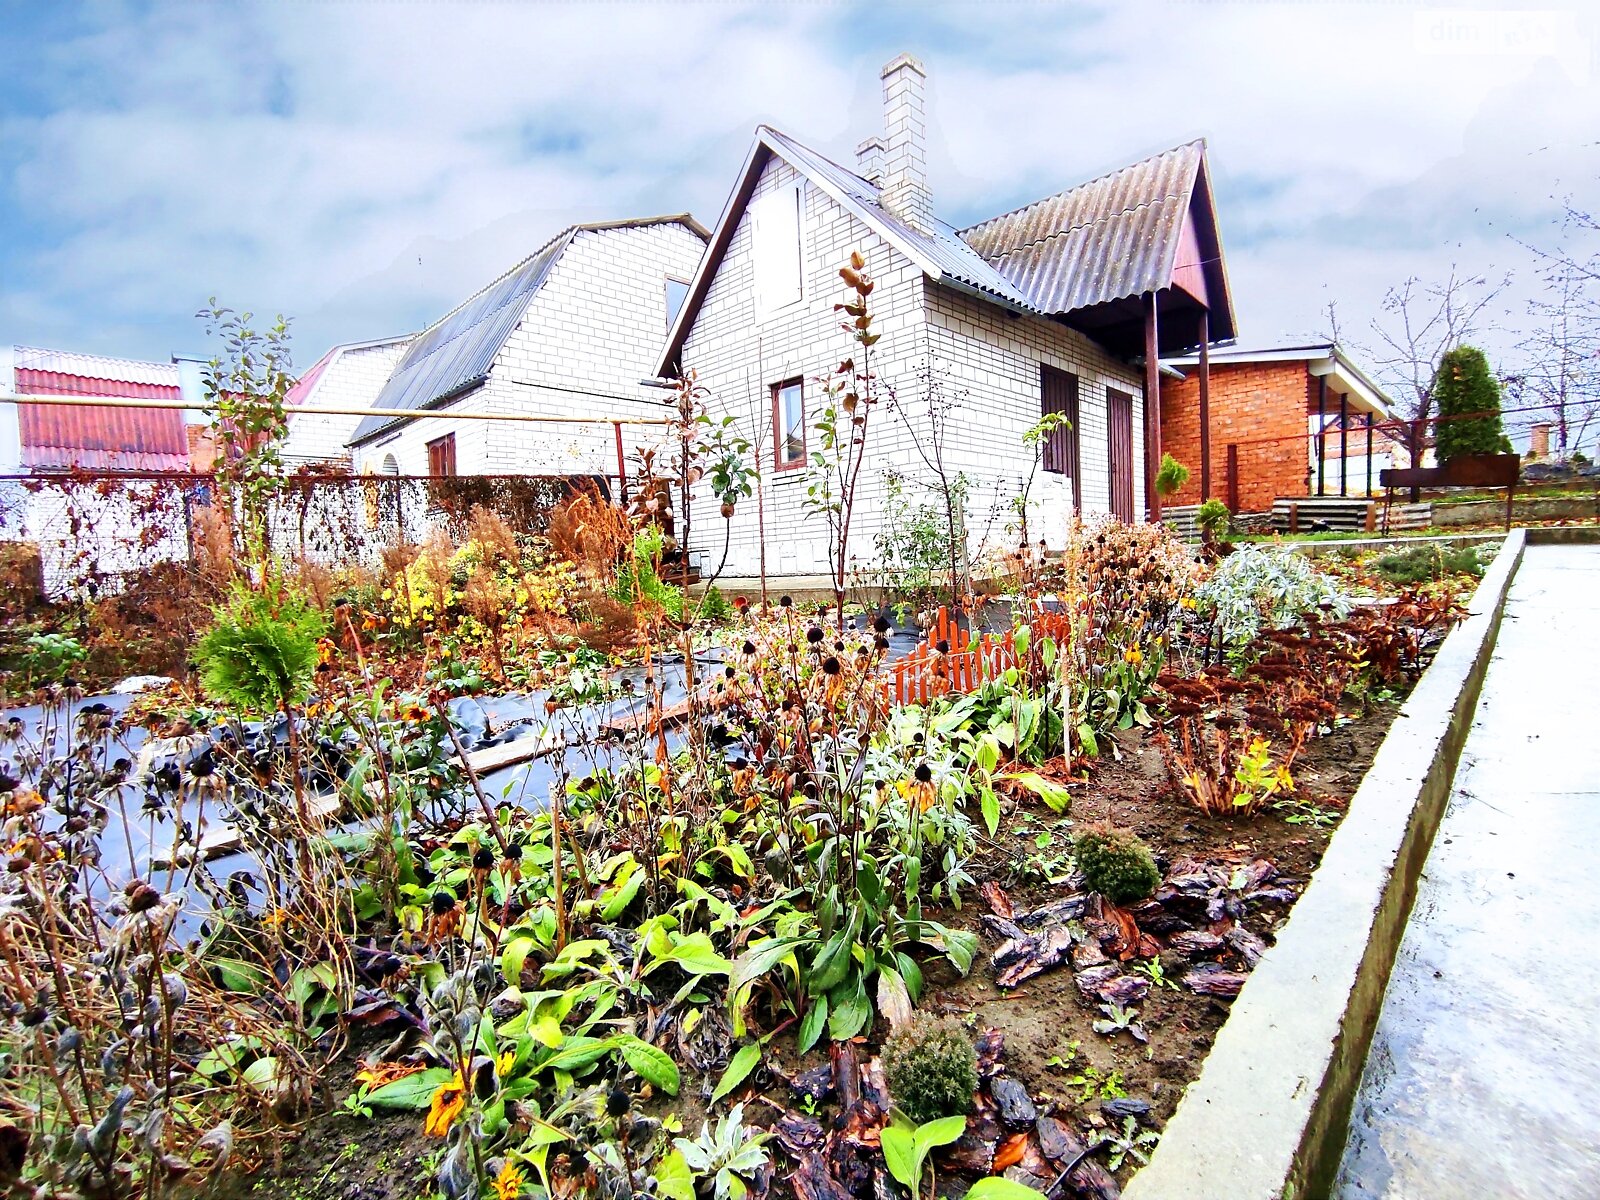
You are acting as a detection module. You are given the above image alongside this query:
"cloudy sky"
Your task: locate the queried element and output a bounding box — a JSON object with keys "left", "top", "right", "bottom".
{"left": 2, "top": 0, "right": 1595, "bottom": 385}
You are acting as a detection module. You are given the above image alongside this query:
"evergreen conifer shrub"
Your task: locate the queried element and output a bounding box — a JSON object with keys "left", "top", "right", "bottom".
{"left": 1432, "top": 346, "right": 1511, "bottom": 461}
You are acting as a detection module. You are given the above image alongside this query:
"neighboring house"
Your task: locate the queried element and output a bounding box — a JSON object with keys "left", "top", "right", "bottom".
{"left": 658, "top": 55, "right": 1235, "bottom": 583}
{"left": 282, "top": 334, "right": 413, "bottom": 466}
{"left": 1159, "top": 343, "right": 1400, "bottom": 512}
{"left": 347, "top": 216, "right": 709, "bottom": 487}
{"left": 1, "top": 346, "right": 194, "bottom": 593}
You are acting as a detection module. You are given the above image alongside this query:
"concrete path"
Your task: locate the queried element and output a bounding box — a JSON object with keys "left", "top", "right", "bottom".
{"left": 1336, "top": 544, "right": 1600, "bottom": 1198}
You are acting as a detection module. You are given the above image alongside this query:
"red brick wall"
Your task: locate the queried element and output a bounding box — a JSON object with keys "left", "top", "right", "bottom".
{"left": 1159, "top": 361, "right": 1311, "bottom": 512}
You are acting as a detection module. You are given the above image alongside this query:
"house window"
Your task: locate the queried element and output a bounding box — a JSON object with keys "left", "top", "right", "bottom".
{"left": 751, "top": 185, "right": 803, "bottom": 315}
{"left": 664, "top": 277, "right": 690, "bottom": 330}
{"left": 426, "top": 433, "right": 457, "bottom": 477}
{"left": 1039, "top": 365, "right": 1082, "bottom": 509}
{"left": 773, "top": 379, "right": 805, "bottom": 470}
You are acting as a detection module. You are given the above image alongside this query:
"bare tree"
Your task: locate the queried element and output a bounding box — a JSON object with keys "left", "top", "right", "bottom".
{"left": 1506, "top": 261, "right": 1599, "bottom": 459}
{"left": 885, "top": 360, "right": 973, "bottom": 608}
{"left": 1322, "top": 267, "right": 1510, "bottom": 473}
{"left": 1507, "top": 188, "right": 1600, "bottom": 460}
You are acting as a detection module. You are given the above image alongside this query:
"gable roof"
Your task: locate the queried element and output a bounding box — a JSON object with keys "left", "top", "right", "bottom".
{"left": 286, "top": 334, "right": 411, "bottom": 412}
{"left": 658, "top": 128, "right": 1236, "bottom": 375}
{"left": 351, "top": 215, "right": 708, "bottom": 446}
{"left": 960, "top": 140, "right": 1233, "bottom": 337}
{"left": 657, "top": 127, "right": 1036, "bottom": 375}
{"left": 11, "top": 346, "right": 190, "bottom": 472}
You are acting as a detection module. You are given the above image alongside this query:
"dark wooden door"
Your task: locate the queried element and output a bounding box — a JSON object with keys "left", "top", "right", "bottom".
{"left": 1107, "top": 388, "right": 1134, "bottom": 521}
{"left": 1039, "top": 365, "right": 1081, "bottom": 510}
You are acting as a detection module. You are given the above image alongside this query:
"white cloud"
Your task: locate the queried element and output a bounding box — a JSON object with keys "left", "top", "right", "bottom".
{"left": 1, "top": 0, "right": 1594, "bottom": 388}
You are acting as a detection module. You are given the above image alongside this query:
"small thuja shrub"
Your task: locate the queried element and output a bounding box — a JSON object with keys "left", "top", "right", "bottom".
{"left": 882, "top": 1015, "right": 978, "bottom": 1124}
{"left": 1073, "top": 824, "right": 1161, "bottom": 905}
{"left": 194, "top": 578, "right": 327, "bottom": 712}
{"left": 1196, "top": 498, "right": 1232, "bottom": 544}
{"left": 1154, "top": 452, "right": 1191, "bottom": 499}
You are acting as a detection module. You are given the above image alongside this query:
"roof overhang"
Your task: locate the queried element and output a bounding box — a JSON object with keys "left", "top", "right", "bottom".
{"left": 1164, "top": 342, "right": 1395, "bottom": 419}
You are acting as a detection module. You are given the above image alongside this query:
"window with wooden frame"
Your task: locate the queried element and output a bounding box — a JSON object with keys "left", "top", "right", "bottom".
{"left": 1040, "top": 365, "right": 1082, "bottom": 510}
{"left": 426, "top": 432, "right": 457, "bottom": 477}
{"left": 772, "top": 379, "right": 806, "bottom": 470}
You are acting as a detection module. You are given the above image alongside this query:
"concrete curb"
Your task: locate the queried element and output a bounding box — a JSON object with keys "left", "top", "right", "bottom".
{"left": 1525, "top": 524, "right": 1600, "bottom": 546}
{"left": 1124, "top": 527, "right": 1528, "bottom": 1200}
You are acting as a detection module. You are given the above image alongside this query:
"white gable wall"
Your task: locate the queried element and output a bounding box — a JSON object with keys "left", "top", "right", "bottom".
{"left": 680, "top": 155, "right": 929, "bottom": 580}
{"left": 352, "top": 221, "right": 706, "bottom": 491}
{"left": 284, "top": 339, "right": 410, "bottom": 466}
{"left": 679, "top": 152, "right": 1147, "bottom": 583}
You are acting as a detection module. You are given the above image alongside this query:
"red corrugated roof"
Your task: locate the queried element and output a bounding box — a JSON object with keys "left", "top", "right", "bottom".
{"left": 14, "top": 365, "right": 190, "bottom": 472}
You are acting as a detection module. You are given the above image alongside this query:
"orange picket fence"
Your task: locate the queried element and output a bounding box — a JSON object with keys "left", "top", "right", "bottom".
{"left": 889, "top": 605, "right": 1075, "bottom": 705}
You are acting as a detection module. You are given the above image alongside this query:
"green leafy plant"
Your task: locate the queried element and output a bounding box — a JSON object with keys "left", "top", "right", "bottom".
{"left": 1096, "top": 1115, "right": 1160, "bottom": 1172}
{"left": 1091, "top": 1002, "right": 1148, "bottom": 1044}
{"left": 198, "top": 300, "right": 294, "bottom": 565}
{"left": 1133, "top": 957, "right": 1177, "bottom": 991}
{"left": 881, "top": 1015, "right": 978, "bottom": 1124}
{"left": 1373, "top": 543, "right": 1485, "bottom": 586}
{"left": 1072, "top": 824, "right": 1161, "bottom": 906}
{"left": 673, "top": 1103, "right": 771, "bottom": 1200}
{"left": 19, "top": 631, "right": 86, "bottom": 686}
{"left": 881, "top": 1112, "right": 967, "bottom": 1200}
{"left": 1154, "top": 452, "right": 1190, "bottom": 499}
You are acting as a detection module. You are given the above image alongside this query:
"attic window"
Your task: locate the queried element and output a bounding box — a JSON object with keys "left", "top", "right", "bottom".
{"left": 751, "top": 185, "right": 803, "bottom": 315}
{"left": 664, "top": 278, "right": 690, "bottom": 330}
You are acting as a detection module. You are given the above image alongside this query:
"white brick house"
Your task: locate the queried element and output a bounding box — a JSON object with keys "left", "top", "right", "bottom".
{"left": 282, "top": 335, "right": 412, "bottom": 466}
{"left": 659, "top": 56, "right": 1236, "bottom": 583}
{"left": 349, "top": 216, "right": 708, "bottom": 489}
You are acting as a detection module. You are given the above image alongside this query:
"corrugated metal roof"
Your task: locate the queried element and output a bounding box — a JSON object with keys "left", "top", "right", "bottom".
{"left": 13, "top": 347, "right": 180, "bottom": 390}
{"left": 351, "top": 232, "right": 574, "bottom": 444}
{"left": 958, "top": 141, "right": 1205, "bottom": 315}
{"left": 286, "top": 349, "right": 335, "bottom": 408}
{"left": 12, "top": 353, "right": 189, "bottom": 471}
{"left": 352, "top": 215, "right": 707, "bottom": 446}
{"left": 760, "top": 128, "right": 1039, "bottom": 313}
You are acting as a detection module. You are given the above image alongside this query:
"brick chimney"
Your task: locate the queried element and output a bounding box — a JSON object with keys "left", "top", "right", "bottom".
{"left": 878, "top": 54, "right": 931, "bottom": 231}
{"left": 856, "top": 136, "right": 886, "bottom": 186}
{"left": 1530, "top": 422, "right": 1551, "bottom": 459}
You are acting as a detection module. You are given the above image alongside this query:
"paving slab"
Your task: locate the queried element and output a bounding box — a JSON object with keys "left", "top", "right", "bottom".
{"left": 1335, "top": 544, "right": 1600, "bottom": 1198}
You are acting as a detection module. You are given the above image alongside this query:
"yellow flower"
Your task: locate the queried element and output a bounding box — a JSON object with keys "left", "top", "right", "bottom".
{"left": 497, "top": 1048, "right": 516, "bottom": 1076}
{"left": 424, "top": 1070, "right": 467, "bottom": 1137}
{"left": 1180, "top": 596, "right": 1198, "bottom": 611}
{"left": 492, "top": 1161, "right": 526, "bottom": 1200}
{"left": 1124, "top": 647, "right": 1144, "bottom": 666}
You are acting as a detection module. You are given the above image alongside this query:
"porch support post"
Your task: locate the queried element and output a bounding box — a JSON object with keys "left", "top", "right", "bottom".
{"left": 1366, "top": 412, "right": 1375, "bottom": 496}
{"left": 1339, "top": 392, "right": 1349, "bottom": 496}
{"left": 1144, "top": 291, "right": 1162, "bottom": 521}
{"left": 1198, "top": 307, "right": 1211, "bottom": 501}
{"left": 1316, "top": 375, "right": 1327, "bottom": 497}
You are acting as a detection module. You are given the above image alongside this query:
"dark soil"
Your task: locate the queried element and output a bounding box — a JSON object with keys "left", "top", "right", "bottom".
{"left": 211, "top": 699, "right": 1402, "bottom": 1199}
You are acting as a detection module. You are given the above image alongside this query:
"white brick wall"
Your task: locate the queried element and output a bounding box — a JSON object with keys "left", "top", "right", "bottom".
{"left": 678, "top": 154, "right": 1146, "bottom": 580}
{"left": 283, "top": 339, "right": 411, "bottom": 465}
{"left": 352, "top": 221, "right": 705, "bottom": 490}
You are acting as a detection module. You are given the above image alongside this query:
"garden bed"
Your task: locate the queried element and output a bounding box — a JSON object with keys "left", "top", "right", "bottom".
{"left": 0, "top": 507, "right": 1476, "bottom": 1200}
{"left": 202, "top": 679, "right": 1408, "bottom": 1200}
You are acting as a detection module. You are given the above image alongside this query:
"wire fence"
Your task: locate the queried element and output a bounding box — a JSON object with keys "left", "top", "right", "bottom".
{"left": 1212, "top": 401, "right": 1564, "bottom": 513}
{"left": 0, "top": 469, "right": 609, "bottom": 598}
